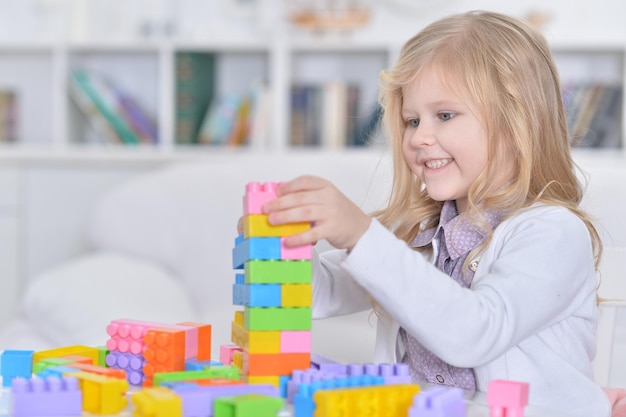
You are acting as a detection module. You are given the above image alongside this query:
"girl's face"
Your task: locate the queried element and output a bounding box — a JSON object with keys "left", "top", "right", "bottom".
{"left": 401, "top": 66, "right": 489, "bottom": 212}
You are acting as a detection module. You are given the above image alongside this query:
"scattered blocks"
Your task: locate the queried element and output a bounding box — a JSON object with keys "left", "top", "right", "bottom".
{"left": 1, "top": 350, "right": 34, "bottom": 387}
{"left": 487, "top": 379, "right": 529, "bottom": 417}
{"left": 33, "top": 346, "right": 99, "bottom": 367}
{"left": 11, "top": 376, "right": 82, "bottom": 417}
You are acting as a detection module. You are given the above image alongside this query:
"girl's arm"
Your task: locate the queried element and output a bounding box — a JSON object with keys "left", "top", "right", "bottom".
{"left": 312, "top": 246, "right": 373, "bottom": 319}
{"left": 342, "top": 205, "right": 596, "bottom": 368}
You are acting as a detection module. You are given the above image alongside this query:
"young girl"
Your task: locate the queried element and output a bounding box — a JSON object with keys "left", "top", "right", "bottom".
{"left": 263, "top": 10, "right": 613, "bottom": 417}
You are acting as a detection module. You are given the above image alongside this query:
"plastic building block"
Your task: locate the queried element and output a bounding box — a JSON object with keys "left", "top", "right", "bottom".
{"left": 244, "top": 306, "right": 312, "bottom": 331}
{"left": 293, "top": 375, "right": 386, "bottom": 417}
{"left": 408, "top": 386, "right": 466, "bottom": 417}
{"left": 153, "top": 366, "right": 240, "bottom": 387}
{"left": 233, "top": 281, "right": 282, "bottom": 307}
{"left": 10, "top": 376, "right": 82, "bottom": 417}
{"left": 346, "top": 362, "right": 412, "bottom": 385}
{"left": 243, "top": 214, "right": 310, "bottom": 238}
{"left": 66, "top": 371, "right": 129, "bottom": 415}
{"left": 171, "top": 383, "right": 280, "bottom": 417}
{"left": 96, "top": 346, "right": 109, "bottom": 367}
{"left": 280, "top": 237, "right": 313, "bottom": 260}
{"left": 105, "top": 351, "right": 145, "bottom": 385}
{"left": 281, "top": 284, "right": 312, "bottom": 307}
{"left": 132, "top": 387, "right": 183, "bottom": 417}
{"left": 66, "top": 363, "right": 127, "bottom": 380}
{"left": 36, "top": 365, "right": 80, "bottom": 379}
{"left": 32, "top": 357, "right": 74, "bottom": 375}
{"left": 185, "top": 358, "right": 224, "bottom": 371}
{"left": 220, "top": 344, "right": 244, "bottom": 365}
{"left": 33, "top": 346, "right": 99, "bottom": 366}
{"left": 244, "top": 260, "right": 312, "bottom": 284}
{"left": 232, "top": 235, "right": 281, "bottom": 269}
{"left": 177, "top": 321, "right": 212, "bottom": 361}
{"left": 244, "top": 352, "right": 310, "bottom": 376}
{"left": 61, "top": 354, "right": 93, "bottom": 365}
{"left": 280, "top": 331, "right": 311, "bottom": 353}
{"left": 313, "top": 384, "right": 420, "bottom": 417}
{"left": 233, "top": 351, "right": 244, "bottom": 372}
{"left": 310, "top": 354, "right": 347, "bottom": 375}
{"left": 143, "top": 327, "right": 187, "bottom": 386}
{"left": 243, "top": 182, "right": 279, "bottom": 215}
{"left": 163, "top": 378, "right": 245, "bottom": 388}
{"left": 214, "top": 393, "right": 284, "bottom": 417}
{"left": 487, "top": 379, "right": 529, "bottom": 417}
{"left": 1, "top": 350, "right": 34, "bottom": 387}
{"left": 243, "top": 375, "right": 282, "bottom": 387}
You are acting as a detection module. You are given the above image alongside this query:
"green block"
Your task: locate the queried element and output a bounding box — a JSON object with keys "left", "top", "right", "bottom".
{"left": 214, "top": 394, "right": 284, "bottom": 417}
{"left": 33, "top": 357, "right": 74, "bottom": 374}
{"left": 96, "top": 346, "right": 109, "bottom": 367}
{"left": 244, "top": 260, "right": 312, "bottom": 284}
{"left": 244, "top": 307, "right": 312, "bottom": 331}
{"left": 153, "top": 366, "right": 240, "bottom": 387}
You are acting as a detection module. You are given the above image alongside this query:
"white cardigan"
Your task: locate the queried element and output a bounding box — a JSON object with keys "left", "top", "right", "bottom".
{"left": 312, "top": 204, "right": 610, "bottom": 417}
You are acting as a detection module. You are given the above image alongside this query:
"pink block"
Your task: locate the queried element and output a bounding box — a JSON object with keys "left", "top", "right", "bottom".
{"left": 280, "top": 238, "right": 312, "bottom": 260}
{"left": 243, "top": 182, "right": 279, "bottom": 215}
{"left": 280, "top": 331, "right": 311, "bottom": 353}
{"left": 220, "top": 344, "right": 243, "bottom": 365}
{"left": 487, "top": 379, "right": 529, "bottom": 417}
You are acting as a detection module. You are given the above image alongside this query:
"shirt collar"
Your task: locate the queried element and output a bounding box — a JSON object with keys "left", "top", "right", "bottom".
{"left": 410, "top": 200, "right": 503, "bottom": 260}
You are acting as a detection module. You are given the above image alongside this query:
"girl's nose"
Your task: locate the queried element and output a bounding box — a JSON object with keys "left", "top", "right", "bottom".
{"left": 408, "top": 124, "right": 435, "bottom": 147}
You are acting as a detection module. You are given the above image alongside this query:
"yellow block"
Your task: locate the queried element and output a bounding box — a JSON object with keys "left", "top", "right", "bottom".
{"left": 132, "top": 387, "right": 183, "bottom": 417}
{"left": 234, "top": 310, "right": 245, "bottom": 326}
{"left": 281, "top": 284, "right": 312, "bottom": 307}
{"left": 66, "top": 371, "right": 128, "bottom": 415}
{"left": 243, "top": 375, "right": 281, "bottom": 387}
{"left": 33, "top": 346, "right": 99, "bottom": 365}
{"left": 231, "top": 320, "right": 280, "bottom": 353}
{"left": 233, "top": 351, "right": 244, "bottom": 371}
{"left": 313, "top": 384, "right": 420, "bottom": 417}
{"left": 243, "top": 214, "right": 310, "bottom": 238}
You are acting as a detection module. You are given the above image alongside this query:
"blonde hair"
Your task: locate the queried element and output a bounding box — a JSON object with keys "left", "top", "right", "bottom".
{"left": 375, "top": 10, "right": 602, "bottom": 272}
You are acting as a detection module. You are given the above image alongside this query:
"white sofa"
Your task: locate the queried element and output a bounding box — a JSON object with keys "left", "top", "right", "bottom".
{"left": 0, "top": 150, "right": 624, "bottom": 385}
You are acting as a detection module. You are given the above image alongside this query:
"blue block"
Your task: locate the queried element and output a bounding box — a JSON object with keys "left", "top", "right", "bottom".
{"left": 232, "top": 236, "right": 281, "bottom": 269}
{"left": 185, "top": 358, "right": 224, "bottom": 371}
{"left": 36, "top": 365, "right": 78, "bottom": 379}
{"left": 1, "top": 350, "right": 34, "bottom": 387}
{"left": 233, "top": 283, "right": 282, "bottom": 307}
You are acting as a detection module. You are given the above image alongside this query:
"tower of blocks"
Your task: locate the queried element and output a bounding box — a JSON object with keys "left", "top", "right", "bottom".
{"left": 231, "top": 181, "right": 314, "bottom": 386}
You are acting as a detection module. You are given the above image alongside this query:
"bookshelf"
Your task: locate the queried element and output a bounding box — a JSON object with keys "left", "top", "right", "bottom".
{"left": 0, "top": 26, "right": 624, "bottom": 156}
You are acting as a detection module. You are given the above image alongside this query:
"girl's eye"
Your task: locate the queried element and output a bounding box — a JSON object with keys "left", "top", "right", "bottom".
{"left": 408, "top": 119, "right": 419, "bottom": 127}
{"left": 439, "top": 112, "right": 455, "bottom": 121}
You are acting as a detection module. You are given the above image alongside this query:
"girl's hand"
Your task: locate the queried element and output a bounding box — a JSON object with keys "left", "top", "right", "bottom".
{"left": 263, "top": 175, "right": 371, "bottom": 251}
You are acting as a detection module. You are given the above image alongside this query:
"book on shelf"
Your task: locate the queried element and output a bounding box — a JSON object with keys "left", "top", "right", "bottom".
{"left": 0, "top": 90, "right": 17, "bottom": 143}
{"left": 563, "top": 82, "right": 623, "bottom": 148}
{"left": 196, "top": 83, "right": 271, "bottom": 148}
{"left": 289, "top": 81, "right": 363, "bottom": 148}
{"left": 69, "top": 69, "right": 157, "bottom": 145}
{"left": 175, "top": 52, "right": 216, "bottom": 145}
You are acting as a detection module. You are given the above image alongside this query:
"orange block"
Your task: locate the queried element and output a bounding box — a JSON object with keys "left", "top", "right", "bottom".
{"left": 62, "top": 355, "right": 94, "bottom": 365}
{"left": 244, "top": 352, "right": 310, "bottom": 376}
{"left": 67, "top": 363, "right": 127, "bottom": 380}
{"left": 143, "top": 328, "right": 186, "bottom": 380}
{"left": 178, "top": 322, "right": 212, "bottom": 361}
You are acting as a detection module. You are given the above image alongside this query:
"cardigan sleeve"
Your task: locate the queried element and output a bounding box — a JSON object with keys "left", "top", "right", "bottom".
{"left": 340, "top": 206, "right": 597, "bottom": 368}
{"left": 311, "top": 246, "right": 373, "bottom": 319}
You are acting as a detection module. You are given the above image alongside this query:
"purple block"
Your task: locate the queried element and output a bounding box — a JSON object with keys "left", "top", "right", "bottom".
{"left": 408, "top": 386, "right": 466, "bottom": 417}
{"left": 310, "top": 353, "right": 347, "bottom": 375}
{"left": 106, "top": 350, "right": 145, "bottom": 385}
{"left": 287, "top": 368, "right": 337, "bottom": 404}
{"left": 11, "top": 376, "right": 82, "bottom": 417}
{"left": 173, "top": 383, "right": 280, "bottom": 417}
